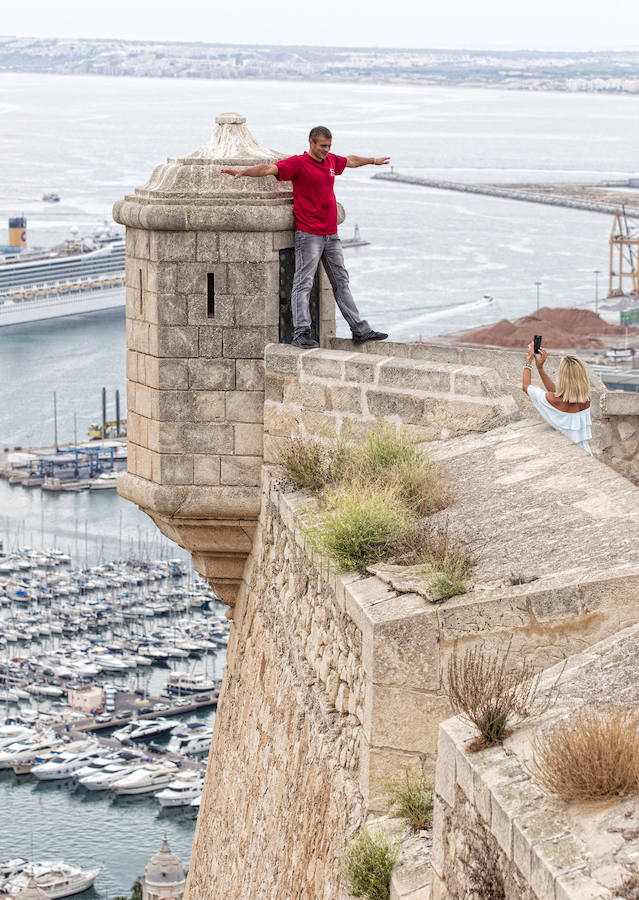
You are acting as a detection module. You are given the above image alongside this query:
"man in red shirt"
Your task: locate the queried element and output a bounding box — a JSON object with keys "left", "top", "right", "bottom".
{"left": 222, "top": 126, "right": 390, "bottom": 348}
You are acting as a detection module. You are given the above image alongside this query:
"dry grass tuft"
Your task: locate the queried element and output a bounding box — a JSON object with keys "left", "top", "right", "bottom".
{"left": 447, "top": 640, "right": 561, "bottom": 749}
{"left": 422, "top": 520, "right": 475, "bottom": 599}
{"left": 529, "top": 704, "right": 639, "bottom": 801}
{"left": 279, "top": 434, "right": 346, "bottom": 492}
{"left": 289, "top": 424, "right": 456, "bottom": 572}
{"left": 280, "top": 425, "right": 448, "bottom": 516}
{"left": 305, "top": 484, "right": 417, "bottom": 572}
{"left": 350, "top": 424, "right": 449, "bottom": 516}
{"left": 382, "top": 767, "right": 434, "bottom": 832}
{"left": 393, "top": 519, "right": 475, "bottom": 599}
{"left": 342, "top": 829, "right": 399, "bottom": 900}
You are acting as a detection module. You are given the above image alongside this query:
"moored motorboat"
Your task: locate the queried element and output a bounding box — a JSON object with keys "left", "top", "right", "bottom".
{"left": 110, "top": 761, "right": 178, "bottom": 796}
{"left": 166, "top": 672, "right": 217, "bottom": 694}
{"left": 155, "top": 772, "right": 204, "bottom": 807}
{"left": 77, "top": 761, "right": 142, "bottom": 792}
{"left": 1, "top": 860, "right": 101, "bottom": 899}
{"left": 31, "top": 742, "right": 101, "bottom": 780}
{"left": 112, "top": 718, "right": 173, "bottom": 743}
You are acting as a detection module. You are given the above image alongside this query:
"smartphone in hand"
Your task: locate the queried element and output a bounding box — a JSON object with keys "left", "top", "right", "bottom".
{"left": 533, "top": 335, "right": 542, "bottom": 354}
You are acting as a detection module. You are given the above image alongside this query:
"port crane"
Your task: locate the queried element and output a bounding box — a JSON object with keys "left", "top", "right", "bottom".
{"left": 609, "top": 207, "right": 639, "bottom": 297}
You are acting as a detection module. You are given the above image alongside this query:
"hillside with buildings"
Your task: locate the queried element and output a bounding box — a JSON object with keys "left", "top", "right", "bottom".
{"left": 1, "top": 36, "right": 639, "bottom": 92}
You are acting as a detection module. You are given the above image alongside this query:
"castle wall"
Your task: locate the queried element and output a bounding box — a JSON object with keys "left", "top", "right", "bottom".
{"left": 186, "top": 476, "right": 365, "bottom": 900}
{"left": 262, "top": 343, "right": 520, "bottom": 465}
{"left": 186, "top": 397, "right": 639, "bottom": 896}
{"left": 431, "top": 624, "right": 639, "bottom": 900}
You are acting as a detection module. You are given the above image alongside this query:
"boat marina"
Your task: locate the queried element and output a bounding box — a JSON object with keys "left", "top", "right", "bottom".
{"left": 0, "top": 541, "right": 226, "bottom": 898}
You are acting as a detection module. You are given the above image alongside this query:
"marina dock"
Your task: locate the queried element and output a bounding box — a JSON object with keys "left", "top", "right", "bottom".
{"left": 0, "top": 438, "right": 127, "bottom": 491}
{"left": 73, "top": 690, "right": 219, "bottom": 732}
{"left": 372, "top": 172, "right": 639, "bottom": 217}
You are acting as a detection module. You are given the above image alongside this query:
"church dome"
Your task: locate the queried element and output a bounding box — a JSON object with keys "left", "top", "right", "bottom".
{"left": 144, "top": 836, "right": 185, "bottom": 886}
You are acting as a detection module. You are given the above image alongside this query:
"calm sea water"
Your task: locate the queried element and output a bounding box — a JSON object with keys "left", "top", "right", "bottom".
{"left": 0, "top": 72, "right": 638, "bottom": 894}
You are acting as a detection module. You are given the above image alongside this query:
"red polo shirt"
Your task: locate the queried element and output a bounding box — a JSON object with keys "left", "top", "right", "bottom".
{"left": 275, "top": 151, "right": 347, "bottom": 235}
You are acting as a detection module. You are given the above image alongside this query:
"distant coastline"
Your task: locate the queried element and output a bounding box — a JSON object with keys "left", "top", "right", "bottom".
{"left": 1, "top": 37, "right": 639, "bottom": 94}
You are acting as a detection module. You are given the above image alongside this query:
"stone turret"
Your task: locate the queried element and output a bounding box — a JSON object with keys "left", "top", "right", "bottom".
{"left": 113, "top": 113, "right": 338, "bottom": 605}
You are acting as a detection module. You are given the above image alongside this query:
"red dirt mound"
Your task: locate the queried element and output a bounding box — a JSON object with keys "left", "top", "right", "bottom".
{"left": 459, "top": 307, "right": 635, "bottom": 350}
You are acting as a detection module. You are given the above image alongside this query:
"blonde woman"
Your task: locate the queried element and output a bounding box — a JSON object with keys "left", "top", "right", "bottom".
{"left": 522, "top": 343, "right": 592, "bottom": 454}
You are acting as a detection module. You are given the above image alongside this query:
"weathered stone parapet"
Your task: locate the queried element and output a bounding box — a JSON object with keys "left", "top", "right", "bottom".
{"left": 431, "top": 623, "right": 639, "bottom": 900}
{"left": 329, "top": 336, "right": 639, "bottom": 484}
{"left": 263, "top": 344, "right": 520, "bottom": 463}
{"left": 331, "top": 336, "right": 606, "bottom": 417}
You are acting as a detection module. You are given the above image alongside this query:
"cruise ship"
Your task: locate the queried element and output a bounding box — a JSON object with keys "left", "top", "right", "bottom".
{"left": 0, "top": 218, "right": 125, "bottom": 326}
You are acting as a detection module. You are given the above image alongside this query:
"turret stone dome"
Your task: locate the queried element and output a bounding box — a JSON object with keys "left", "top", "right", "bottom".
{"left": 144, "top": 836, "right": 185, "bottom": 886}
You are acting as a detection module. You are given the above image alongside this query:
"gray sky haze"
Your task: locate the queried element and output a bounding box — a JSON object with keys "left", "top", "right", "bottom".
{"left": 2, "top": 0, "right": 630, "bottom": 51}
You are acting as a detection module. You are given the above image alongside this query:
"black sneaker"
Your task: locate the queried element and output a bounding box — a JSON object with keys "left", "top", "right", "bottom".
{"left": 352, "top": 329, "right": 388, "bottom": 344}
{"left": 292, "top": 331, "right": 319, "bottom": 349}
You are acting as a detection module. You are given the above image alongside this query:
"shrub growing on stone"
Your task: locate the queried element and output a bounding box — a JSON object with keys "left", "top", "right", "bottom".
{"left": 342, "top": 829, "right": 398, "bottom": 900}
{"left": 306, "top": 485, "right": 417, "bottom": 571}
{"left": 280, "top": 424, "right": 447, "bottom": 517}
{"left": 382, "top": 767, "right": 434, "bottom": 832}
{"left": 279, "top": 434, "right": 346, "bottom": 492}
{"left": 446, "top": 640, "right": 561, "bottom": 750}
{"left": 423, "top": 520, "right": 475, "bottom": 599}
{"left": 529, "top": 705, "right": 639, "bottom": 801}
{"left": 350, "top": 424, "right": 448, "bottom": 516}
{"left": 394, "top": 519, "right": 475, "bottom": 600}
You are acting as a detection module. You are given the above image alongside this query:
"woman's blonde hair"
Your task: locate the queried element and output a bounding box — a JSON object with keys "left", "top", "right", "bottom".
{"left": 556, "top": 355, "right": 590, "bottom": 404}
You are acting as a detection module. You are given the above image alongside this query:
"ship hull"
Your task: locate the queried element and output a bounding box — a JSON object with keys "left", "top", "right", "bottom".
{"left": 0, "top": 286, "right": 124, "bottom": 327}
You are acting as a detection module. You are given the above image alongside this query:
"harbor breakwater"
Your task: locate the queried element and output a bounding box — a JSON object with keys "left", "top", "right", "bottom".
{"left": 372, "top": 171, "right": 639, "bottom": 217}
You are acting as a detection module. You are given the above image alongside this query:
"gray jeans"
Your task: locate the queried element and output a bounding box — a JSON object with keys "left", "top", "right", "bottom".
{"left": 291, "top": 231, "right": 370, "bottom": 339}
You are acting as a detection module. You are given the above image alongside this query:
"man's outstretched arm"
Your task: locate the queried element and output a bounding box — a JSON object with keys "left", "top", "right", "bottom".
{"left": 221, "top": 164, "right": 279, "bottom": 178}
{"left": 345, "top": 156, "right": 390, "bottom": 168}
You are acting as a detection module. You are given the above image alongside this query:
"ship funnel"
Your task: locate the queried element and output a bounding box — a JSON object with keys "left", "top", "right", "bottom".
{"left": 8, "top": 217, "right": 26, "bottom": 248}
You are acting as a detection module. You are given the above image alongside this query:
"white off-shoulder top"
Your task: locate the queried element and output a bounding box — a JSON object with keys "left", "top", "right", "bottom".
{"left": 526, "top": 384, "right": 592, "bottom": 455}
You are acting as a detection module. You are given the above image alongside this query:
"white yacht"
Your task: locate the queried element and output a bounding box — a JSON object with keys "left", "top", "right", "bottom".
{"left": 31, "top": 742, "right": 101, "bottom": 780}
{"left": 0, "top": 725, "right": 34, "bottom": 749}
{"left": 0, "top": 734, "right": 61, "bottom": 770}
{"left": 78, "top": 761, "right": 143, "bottom": 791}
{"left": 89, "top": 471, "right": 120, "bottom": 490}
{"left": 73, "top": 755, "right": 118, "bottom": 780}
{"left": 166, "top": 672, "right": 217, "bottom": 693}
{"left": 2, "top": 860, "right": 101, "bottom": 899}
{"left": 111, "top": 762, "right": 178, "bottom": 796}
{"left": 167, "top": 724, "right": 213, "bottom": 758}
{"left": 112, "top": 718, "right": 173, "bottom": 743}
{"left": 155, "top": 772, "right": 204, "bottom": 807}
{"left": 0, "top": 687, "right": 20, "bottom": 703}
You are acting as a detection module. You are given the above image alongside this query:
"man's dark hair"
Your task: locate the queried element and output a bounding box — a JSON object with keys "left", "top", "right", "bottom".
{"left": 309, "top": 126, "right": 332, "bottom": 143}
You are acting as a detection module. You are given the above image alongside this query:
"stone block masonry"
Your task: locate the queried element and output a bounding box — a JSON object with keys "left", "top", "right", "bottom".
{"left": 262, "top": 344, "right": 520, "bottom": 463}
